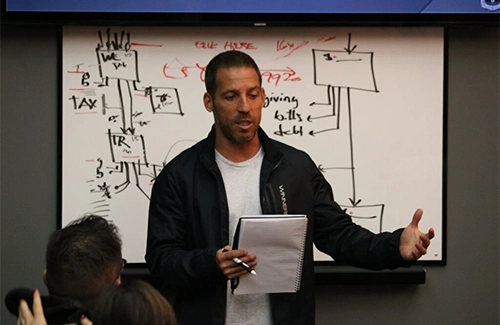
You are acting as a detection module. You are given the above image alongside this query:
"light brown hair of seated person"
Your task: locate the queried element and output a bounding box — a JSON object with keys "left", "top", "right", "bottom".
{"left": 91, "top": 278, "right": 178, "bottom": 325}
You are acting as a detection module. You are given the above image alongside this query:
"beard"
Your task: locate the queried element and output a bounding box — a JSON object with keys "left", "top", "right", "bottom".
{"left": 214, "top": 111, "right": 259, "bottom": 145}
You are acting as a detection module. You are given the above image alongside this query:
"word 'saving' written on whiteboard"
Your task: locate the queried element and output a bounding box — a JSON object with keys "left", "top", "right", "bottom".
{"left": 62, "top": 26, "right": 444, "bottom": 263}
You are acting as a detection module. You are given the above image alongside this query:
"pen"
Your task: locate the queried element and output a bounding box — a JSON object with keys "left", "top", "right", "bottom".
{"left": 232, "top": 257, "right": 257, "bottom": 276}
{"left": 222, "top": 249, "right": 257, "bottom": 276}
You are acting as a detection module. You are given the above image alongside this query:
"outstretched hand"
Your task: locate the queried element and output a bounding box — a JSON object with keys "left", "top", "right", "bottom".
{"left": 399, "top": 209, "right": 435, "bottom": 261}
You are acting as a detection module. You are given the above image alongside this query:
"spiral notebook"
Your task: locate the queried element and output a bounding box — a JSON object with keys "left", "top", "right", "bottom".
{"left": 231, "top": 214, "right": 308, "bottom": 295}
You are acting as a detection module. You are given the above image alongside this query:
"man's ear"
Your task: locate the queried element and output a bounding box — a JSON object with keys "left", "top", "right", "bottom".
{"left": 115, "top": 275, "right": 122, "bottom": 285}
{"left": 261, "top": 87, "right": 266, "bottom": 103}
{"left": 204, "top": 92, "right": 213, "bottom": 113}
{"left": 43, "top": 269, "right": 48, "bottom": 286}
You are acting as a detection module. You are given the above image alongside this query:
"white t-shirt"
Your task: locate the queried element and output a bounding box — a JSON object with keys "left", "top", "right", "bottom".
{"left": 215, "top": 147, "right": 272, "bottom": 325}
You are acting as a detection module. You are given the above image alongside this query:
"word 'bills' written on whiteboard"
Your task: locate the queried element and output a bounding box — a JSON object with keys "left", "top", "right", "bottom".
{"left": 62, "top": 26, "right": 444, "bottom": 263}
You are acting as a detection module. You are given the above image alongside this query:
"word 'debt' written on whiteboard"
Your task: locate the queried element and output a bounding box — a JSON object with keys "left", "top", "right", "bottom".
{"left": 62, "top": 26, "right": 444, "bottom": 263}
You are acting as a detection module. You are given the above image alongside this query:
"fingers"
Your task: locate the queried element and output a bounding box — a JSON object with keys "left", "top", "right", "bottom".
{"left": 64, "top": 319, "right": 92, "bottom": 325}
{"left": 19, "top": 299, "right": 33, "bottom": 323}
{"left": 408, "top": 229, "right": 435, "bottom": 261}
{"left": 420, "top": 233, "right": 431, "bottom": 247}
{"left": 219, "top": 247, "right": 255, "bottom": 263}
{"left": 222, "top": 263, "right": 252, "bottom": 279}
{"left": 411, "top": 251, "right": 420, "bottom": 260}
{"left": 426, "top": 228, "right": 435, "bottom": 240}
{"left": 18, "top": 290, "right": 47, "bottom": 325}
{"left": 408, "top": 244, "right": 425, "bottom": 260}
{"left": 217, "top": 246, "right": 257, "bottom": 279}
{"left": 227, "top": 268, "right": 254, "bottom": 279}
{"left": 415, "top": 242, "right": 428, "bottom": 255}
{"left": 222, "top": 253, "right": 257, "bottom": 271}
{"left": 80, "top": 315, "right": 93, "bottom": 325}
{"left": 223, "top": 248, "right": 248, "bottom": 259}
{"left": 32, "top": 289, "right": 44, "bottom": 318}
{"left": 410, "top": 208, "right": 423, "bottom": 227}
{"left": 216, "top": 247, "right": 227, "bottom": 265}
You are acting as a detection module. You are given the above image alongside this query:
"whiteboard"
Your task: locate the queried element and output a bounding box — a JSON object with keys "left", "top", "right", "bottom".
{"left": 61, "top": 26, "right": 444, "bottom": 263}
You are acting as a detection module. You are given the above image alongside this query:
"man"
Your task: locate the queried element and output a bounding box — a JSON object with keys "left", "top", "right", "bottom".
{"left": 146, "top": 50, "right": 435, "bottom": 325}
{"left": 44, "top": 215, "right": 124, "bottom": 309}
{"left": 7, "top": 215, "right": 124, "bottom": 324}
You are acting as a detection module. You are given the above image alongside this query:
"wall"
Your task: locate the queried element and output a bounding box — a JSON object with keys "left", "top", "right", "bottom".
{"left": 1, "top": 25, "right": 498, "bottom": 324}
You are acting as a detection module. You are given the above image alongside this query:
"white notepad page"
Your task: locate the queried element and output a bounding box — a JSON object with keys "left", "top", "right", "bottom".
{"left": 232, "top": 215, "right": 308, "bottom": 295}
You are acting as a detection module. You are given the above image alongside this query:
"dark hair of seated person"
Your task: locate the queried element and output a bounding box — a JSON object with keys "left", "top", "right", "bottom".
{"left": 44, "top": 214, "right": 123, "bottom": 311}
{"left": 91, "top": 278, "right": 178, "bottom": 325}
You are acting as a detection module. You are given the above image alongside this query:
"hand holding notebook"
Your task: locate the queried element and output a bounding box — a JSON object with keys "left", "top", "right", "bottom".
{"left": 231, "top": 214, "right": 308, "bottom": 295}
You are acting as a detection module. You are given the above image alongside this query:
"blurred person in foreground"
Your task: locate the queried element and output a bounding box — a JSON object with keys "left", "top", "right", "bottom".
{"left": 18, "top": 279, "right": 177, "bottom": 325}
{"left": 8, "top": 215, "right": 124, "bottom": 324}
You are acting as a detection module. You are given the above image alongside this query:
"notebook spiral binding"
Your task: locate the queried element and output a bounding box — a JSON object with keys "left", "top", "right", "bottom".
{"left": 294, "top": 219, "right": 308, "bottom": 291}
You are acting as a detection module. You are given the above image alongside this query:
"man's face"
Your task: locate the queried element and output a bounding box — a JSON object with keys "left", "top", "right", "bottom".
{"left": 204, "top": 66, "right": 265, "bottom": 148}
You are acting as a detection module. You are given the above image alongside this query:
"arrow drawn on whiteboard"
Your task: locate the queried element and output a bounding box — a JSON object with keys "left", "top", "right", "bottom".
{"left": 308, "top": 128, "right": 337, "bottom": 136}
{"left": 318, "top": 165, "right": 352, "bottom": 173}
{"left": 349, "top": 198, "right": 362, "bottom": 207}
{"left": 344, "top": 33, "right": 357, "bottom": 54}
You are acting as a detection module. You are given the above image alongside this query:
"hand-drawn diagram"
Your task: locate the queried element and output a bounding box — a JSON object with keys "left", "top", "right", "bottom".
{"left": 309, "top": 33, "right": 384, "bottom": 233}
{"left": 63, "top": 27, "right": 444, "bottom": 263}
{"left": 67, "top": 29, "right": 189, "bottom": 216}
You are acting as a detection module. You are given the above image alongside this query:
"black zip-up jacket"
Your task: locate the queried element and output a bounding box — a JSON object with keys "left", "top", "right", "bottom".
{"left": 146, "top": 126, "right": 409, "bottom": 325}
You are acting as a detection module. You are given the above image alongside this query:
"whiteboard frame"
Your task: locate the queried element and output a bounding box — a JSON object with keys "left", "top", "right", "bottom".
{"left": 57, "top": 26, "right": 447, "bottom": 268}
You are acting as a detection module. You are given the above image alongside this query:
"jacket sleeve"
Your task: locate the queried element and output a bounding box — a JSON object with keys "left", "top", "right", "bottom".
{"left": 310, "top": 160, "right": 411, "bottom": 270}
{"left": 145, "top": 165, "right": 226, "bottom": 293}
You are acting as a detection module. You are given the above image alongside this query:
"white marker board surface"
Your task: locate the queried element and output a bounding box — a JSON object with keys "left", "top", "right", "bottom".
{"left": 62, "top": 26, "right": 444, "bottom": 263}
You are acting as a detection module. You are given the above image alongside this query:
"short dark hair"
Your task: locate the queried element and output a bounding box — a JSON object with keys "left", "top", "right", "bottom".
{"left": 92, "top": 279, "right": 178, "bottom": 325}
{"left": 45, "top": 215, "right": 122, "bottom": 309}
{"left": 204, "top": 50, "right": 262, "bottom": 97}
